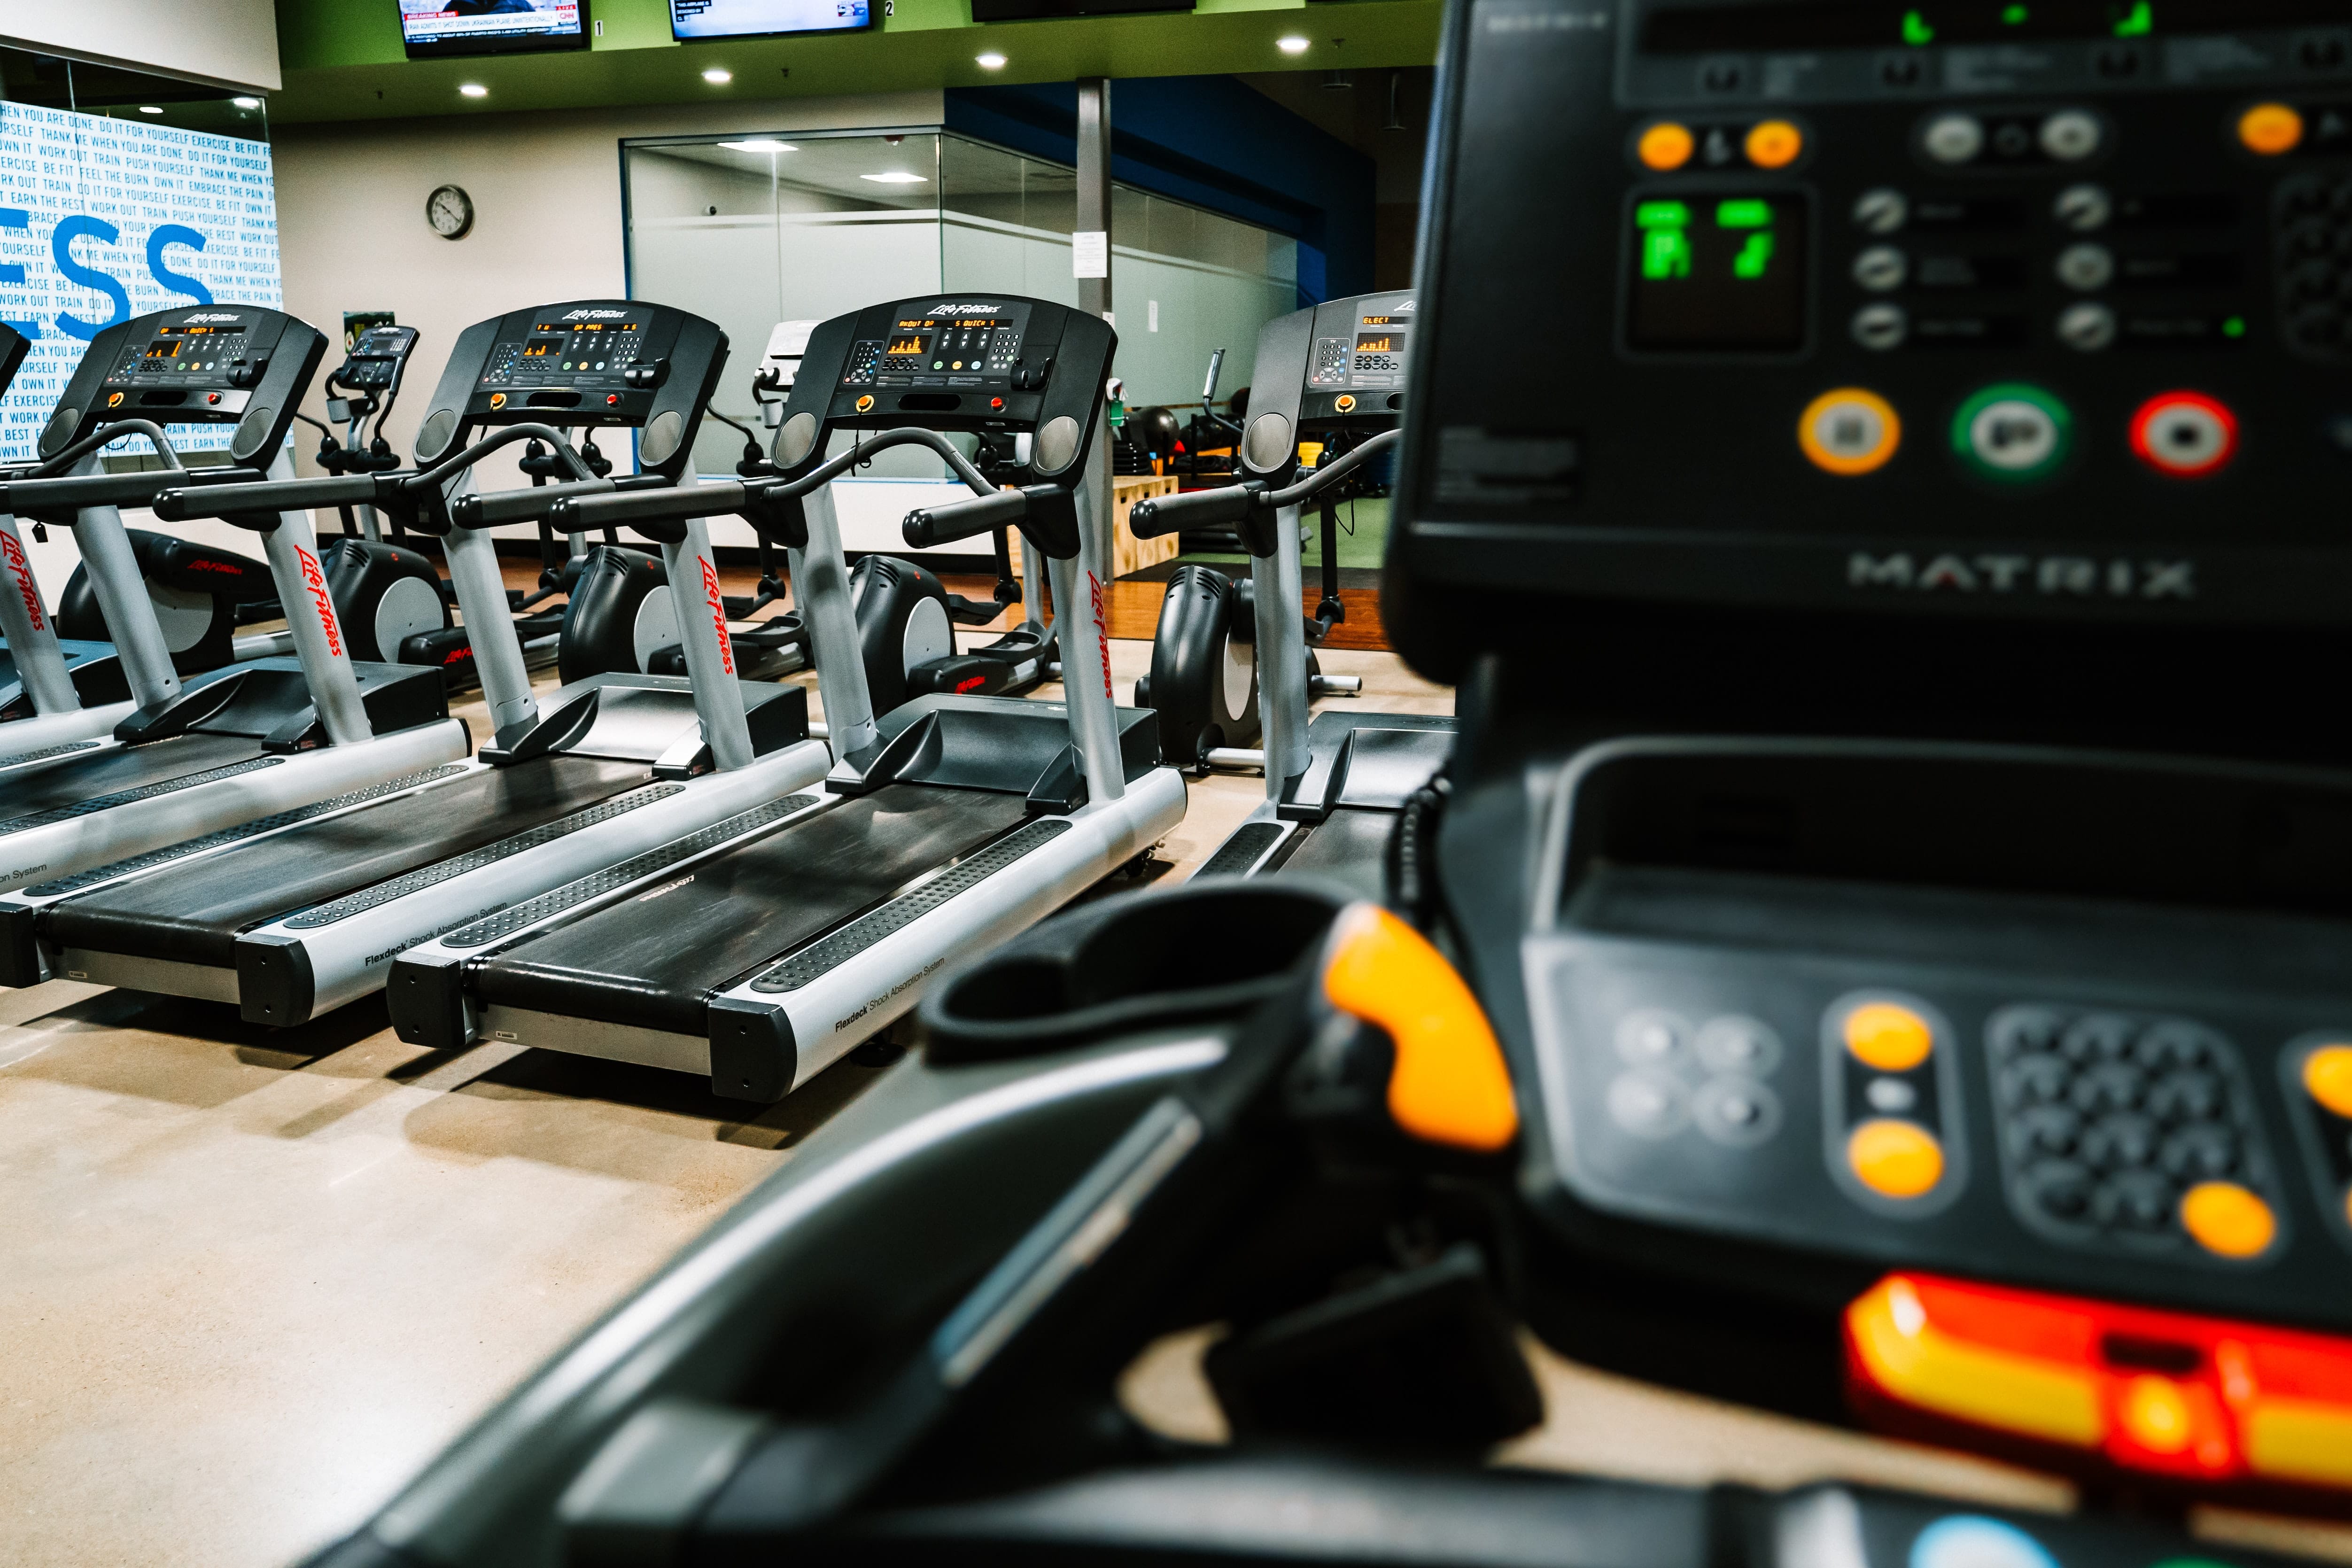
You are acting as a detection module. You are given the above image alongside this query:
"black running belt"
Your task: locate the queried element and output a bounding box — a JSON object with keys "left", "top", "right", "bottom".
{"left": 1262, "top": 807, "right": 1397, "bottom": 903}
{"left": 0, "top": 733, "right": 261, "bottom": 825}
{"left": 45, "top": 756, "right": 653, "bottom": 968}
{"left": 469, "top": 784, "right": 1033, "bottom": 1039}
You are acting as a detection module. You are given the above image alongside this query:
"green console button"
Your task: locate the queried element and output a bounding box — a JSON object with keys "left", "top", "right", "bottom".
{"left": 1952, "top": 382, "right": 2072, "bottom": 482}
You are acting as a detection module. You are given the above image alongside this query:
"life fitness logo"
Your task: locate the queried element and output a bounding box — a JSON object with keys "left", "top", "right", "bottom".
{"left": 699, "top": 555, "right": 735, "bottom": 676}
{"left": 1086, "top": 571, "right": 1111, "bottom": 699}
{"left": 295, "top": 544, "right": 344, "bottom": 656}
{"left": 1, "top": 528, "right": 46, "bottom": 631}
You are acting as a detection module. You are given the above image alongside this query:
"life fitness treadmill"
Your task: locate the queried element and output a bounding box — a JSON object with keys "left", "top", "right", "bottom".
{"left": 0, "top": 305, "right": 463, "bottom": 895}
{"left": 1129, "top": 290, "right": 1453, "bottom": 897}
{"left": 383, "top": 294, "right": 1187, "bottom": 1103}
{"left": 299, "top": 6, "right": 2352, "bottom": 1567}
{"left": 0, "top": 301, "right": 826, "bottom": 1022}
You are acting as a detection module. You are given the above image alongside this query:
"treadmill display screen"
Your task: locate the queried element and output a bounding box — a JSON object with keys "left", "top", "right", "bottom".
{"left": 1639, "top": 0, "right": 2350, "bottom": 51}
{"left": 843, "top": 303, "right": 1032, "bottom": 391}
{"left": 481, "top": 316, "right": 653, "bottom": 390}
{"left": 1625, "top": 194, "right": 1808, "bottom": 353}
{"left": 106, "top": 312, "right": 258, "bottom": 386}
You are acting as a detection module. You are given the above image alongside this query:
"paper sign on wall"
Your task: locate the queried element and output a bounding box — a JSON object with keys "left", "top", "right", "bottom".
{"left": 1071, "top": 230, "right": 1108, "bottom": 280}
{"left": 0, "top": 103, "right": 279, "bottom": 464}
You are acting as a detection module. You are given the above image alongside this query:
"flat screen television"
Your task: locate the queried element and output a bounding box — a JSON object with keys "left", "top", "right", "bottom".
{"left": 399, "top": 0, "right": 592, "bottom": 58}
{"left": 670, "top": 0, "right": 875, "bottom": 39}
{"left": 968, "top": 0, "right": 1189, "bottom": 16}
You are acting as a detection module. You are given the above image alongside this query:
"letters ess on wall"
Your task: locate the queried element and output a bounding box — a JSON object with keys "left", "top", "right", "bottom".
{"left": 0, "top": 104, "right": 279, "bottom": 465}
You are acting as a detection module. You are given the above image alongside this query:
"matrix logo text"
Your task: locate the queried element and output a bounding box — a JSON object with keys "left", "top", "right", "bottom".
{"left": 1847, "top": 552, "right": 2195, "bottom": 601}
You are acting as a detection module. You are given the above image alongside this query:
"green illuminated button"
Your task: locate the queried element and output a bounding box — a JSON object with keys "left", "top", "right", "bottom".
{"left": 1952, "top": 383, "right": 2071, "bottom": 482}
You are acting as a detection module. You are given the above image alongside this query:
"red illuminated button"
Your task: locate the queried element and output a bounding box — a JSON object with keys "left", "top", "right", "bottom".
{"left": 990, "top": 396, "right": 1004, "bottom": 410}
{"left": 2130, "top": 391, "right": 2238, "bottom": 478}
{"left": 606, "top": 393, "right": 621, "bottom": 405}
{"left": 206, "top": 392, "right": 221, "bottom": 405}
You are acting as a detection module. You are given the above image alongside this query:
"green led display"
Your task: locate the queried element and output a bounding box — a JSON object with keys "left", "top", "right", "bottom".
{"left": 2003, "top": 3, "right": 2028, "bottom": 23}
{"left": 1731, "top": 233, "right": 1776, "bottom": 278}
{"left": 1643, "top": 228, "right": 1692, "bottom": 279}
{"left": 2223, "top": 315, "right": 2247, "bottom": 338}
{"left": 1902, "top": 8, "right": 1934, "bottom": 43}
{"left": 1637, "top": 201, "right": 1690, "bottom": 229}
{"left": 1716, "top": 199, "right": 1773, "bottom": 229}
{"left": 2112, "top": 1, "right": 2152, "bottom": 36}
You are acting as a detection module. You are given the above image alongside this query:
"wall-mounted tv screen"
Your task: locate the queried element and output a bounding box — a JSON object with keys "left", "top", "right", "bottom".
{"left": 670, "top": 0, "right": 874, "bottom": 39}
{"left": 968, "top": 0, "right": 1189, "bottom": 17}
{"left": 400, "top": 0, "right": 592, "bottom": 58}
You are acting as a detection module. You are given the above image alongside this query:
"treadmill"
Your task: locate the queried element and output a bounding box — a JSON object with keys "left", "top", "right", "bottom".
{"left": 385, "top": 294, "right": 1188, "bottom": 1102}
{"left": 0, "top": 305, "right": 464, "bottom": 894}
{"left": 1130, "top": 291, "right": 1452, "bottom": 898}
{"left": 0, "top": 300, "right": 826, "bottom": 1023}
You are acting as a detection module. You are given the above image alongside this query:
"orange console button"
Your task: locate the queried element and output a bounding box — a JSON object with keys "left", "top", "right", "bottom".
{"left": 2303, "top": 1044, "right": 2352, "bottom": 1119}
{"left": 1845, "top": 1000, "right": 1934, "bottom": 1071}
{"left": 1638, "top": 121, "right": 1695, "bottom": 171}
{"left": 2240, "top": 102, "right": 2305, "bottom": 156}
{"left": 2181, "top": 1180, "right": 2276, "bottom": 1258}
{"left": 1849, "top": 1118, "right": 1945, "bottom": 1199}
{"left": 1746, "top": 119, "right": 1804, "bottom": 169}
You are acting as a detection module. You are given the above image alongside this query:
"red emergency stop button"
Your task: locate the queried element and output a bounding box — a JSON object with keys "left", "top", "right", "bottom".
{"left": 990, "top": 396, "right": 1004, "bottom": 410}
{"left": 606, "top": 393, "right": 620, "bottom": 405}
{"left": 2130, "top": 391, "right": 2238, "bottom": 478}
{"left": 206, "top": 392, "right": 221, "bottom": 404}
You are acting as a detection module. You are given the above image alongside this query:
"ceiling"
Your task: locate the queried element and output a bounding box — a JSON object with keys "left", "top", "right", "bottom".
{"left": 269, "top": 0, "right": 1442, "bottom": 124}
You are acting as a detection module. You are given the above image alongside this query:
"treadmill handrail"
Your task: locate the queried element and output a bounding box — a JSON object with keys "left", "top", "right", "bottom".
{"left": 1128, "top": 428, "right": 1401, "bottom": 538}
{"left": 2, "top": 463, "right": 262, "bottom": 518}
{"left": 450, "top": 472, "right": 676, "bottom": 528}
{"left": 151, "top": 422, "right": 601, "bottom": 526}
{"left": 26, "top": 418, "right": 185, "bottom": 480}
{"left": 546, "top": 427, "right": 998, "bottom": 536}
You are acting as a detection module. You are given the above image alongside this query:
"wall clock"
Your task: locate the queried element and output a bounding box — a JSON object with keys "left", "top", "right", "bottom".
{"left": 426, "top": 185, "right": 474, "bottom": 240}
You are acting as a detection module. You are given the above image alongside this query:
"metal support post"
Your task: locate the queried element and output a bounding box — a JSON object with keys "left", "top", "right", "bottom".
{"left": 0, "top": 510, "right": 78, "bottom": 714}
{"left": 258, "top": 446, "right": 373, "bottom": 745}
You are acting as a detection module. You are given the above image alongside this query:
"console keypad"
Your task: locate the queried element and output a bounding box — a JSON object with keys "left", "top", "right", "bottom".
{"left": 1987, "top": 1005, "right": 2282, "bottom": 1260}
{"left": 2274, "top": 173, "right": 2352, "bottom": 363}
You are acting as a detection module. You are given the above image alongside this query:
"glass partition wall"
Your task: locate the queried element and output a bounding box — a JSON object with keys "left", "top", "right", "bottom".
{"left": 623, "top": 130, "right": 1298, "bottom": 487}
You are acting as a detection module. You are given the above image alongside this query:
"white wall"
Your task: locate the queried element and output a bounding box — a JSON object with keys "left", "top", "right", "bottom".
{"left": 270, "top": 91, "right": 942, "bottom": 536}
{"left": 0, "top": 0, "right": 282, "bottom": 92}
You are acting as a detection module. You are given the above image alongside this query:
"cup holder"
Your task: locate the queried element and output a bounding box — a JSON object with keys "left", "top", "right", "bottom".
{"left": 922, "top": 877, "right": 1356, "bottom": 1064}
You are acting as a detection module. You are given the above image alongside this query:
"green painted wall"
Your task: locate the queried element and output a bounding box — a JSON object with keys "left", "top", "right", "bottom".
{"left": 271, "top": 0, "right": 1441, "bottom": 123}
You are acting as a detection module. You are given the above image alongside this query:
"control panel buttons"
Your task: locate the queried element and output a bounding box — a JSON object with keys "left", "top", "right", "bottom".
{"left": 1910, "top": 1517, "right": 2060, "bottom": 1568}
{"left": 2304, "top": 1043, "right": 2352, "bottom": 1118}
{"left": 1744, "top": 119, "right": 1803, "bottom": 169}
{"left": 1953, "top": 384, "right": 2071, "bottom": 482}
{"left": 2056, "top": 303, "right": 2118, "bottom": 352}
{"left": 2240, "top": 101, "right": 2305, "bottom": 156}
{"left": 2178, "top": 1180, "right": 2277, "bottom": 1258}
{"left": 1853, "top": 187, "right": 1907, "bottom": 235}
{"left": 2052, "top": 184, "right": 2111, "bottom": 233}
{"left": 1799, "top": 388, "right": 1902, "bottom": 476}
{"left": 1616, "top": 1008, "right": 1686, "bottom": 1065}
{"left": 2039, "top": 110, "right": 2103, "bottom": 162}
{"left": 1852, "top": 246, "right": 1908, "bottom": 292}
{"left": 1697, "top": 1015, "right": 1781, "bottom": 1077}
{"left": 1608, "top": 1070, "right": 1689, "bottom": 1139}
{"left": 1852, "top": 304, "right": 1908, "bottom": 352}
{"left": 1695, "top": 1076, "right": 1782, "bottom": 1149}
{"left": 2129, "top": 391, "right": 2239, "bottom": 479}
{"left": 1846, "top": 1001, "right": 1933, "bottom": 1072}
{"left": 2282, "top": 1035, "right": 2352, "bottom": 1248}
{"left": 1848, "top": 1118, "right": 1946, "bottom": 1199}
{"left": 2055, "top": 242, "right": 2115, "bottom": 291}
{"left": 1924, "top": 113, "right": 1984, "bottom": 165}
{"left": 1637, "top": 121, "right": 1694, "bottom": 171}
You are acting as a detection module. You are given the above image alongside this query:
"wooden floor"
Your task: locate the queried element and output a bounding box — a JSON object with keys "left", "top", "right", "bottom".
{"left": 496, "top": 556, "right": 1394, "bottom": 651}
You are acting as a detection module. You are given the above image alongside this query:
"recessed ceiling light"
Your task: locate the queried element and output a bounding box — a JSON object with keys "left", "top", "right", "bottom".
{"left": 702, "top": 67, "right": 733, "bottom": 84}
{"left": 975, "top": 52, "right": 1007, "bottom": 69}
{"left": 719, "top": 138, "right": 798, "bottom": 152}
{"left": 459, "top": 83, "right": 488, "bottom": 97}
{"left": 862, "top": 171, "right": 929, "bottom": 184}
{"left": 1276, "top": 35, "right": 1310, "bottom": 53}
{"left": 232, "top": 96, "right": 260, "bottom": 109}
{"left": 138, "top": 105, "right": 163, "bottom": 114}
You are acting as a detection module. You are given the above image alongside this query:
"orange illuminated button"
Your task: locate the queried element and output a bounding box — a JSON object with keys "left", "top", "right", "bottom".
{"left": 1798, "top": 388, "right": 1902, "bottom": 476}
{"left": 1746, "top": 119, "right": 1804, "bottom": 169}
{"left": 1638, "top": 121, "right": 1695, "bottom": 171}
{"left": 2181, "top": 1180, "right": 2277, "bottom": 1258}
{"left": 1849, "top": 1118, "right": 1946, "bottom": 1198}
{"left": 488, "top": 392, "right": 505, "bottom": 409}
{"left": 855, "top": 394, "right": 875, "bottom": 413}
{"left": 106, "top": 391, "right": 123, "bottom": 408}
{"left": 2119, "top": 1374, "right": 2196, "bottom": 1456}
{"left": 1335, "top": 394, "right": 1357, "bottom": 412}
{"left": 2303, "top": 1043, "right": 2352, "bottom": 1118}
{"left": 1845, "top": 1000, "right": 1934, "bottom": 1071}
{"left": 2240, "top": 102, "right": 2305, "bottom": 155}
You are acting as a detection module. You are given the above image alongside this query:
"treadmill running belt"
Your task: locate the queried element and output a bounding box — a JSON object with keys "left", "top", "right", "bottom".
{"left": 1273, "top": 807, "right": 1399, "bottom": 903}
{"left": 45, "top": 756, "right": 652, "bottom": 968}
{"left": 470, "top": 784, "right": 1034, "bottom": 1039}
{"left": 0, "top": 734, "right": 262, "bottom": 825}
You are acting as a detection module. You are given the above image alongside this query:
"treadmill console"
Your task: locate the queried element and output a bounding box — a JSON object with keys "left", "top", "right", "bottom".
{"left": 1397, "top": 0, "right": 2352, "bottom": 626}
{"left": 333, "top": 325, "right": 419, "bottom": 397}
{"left": 770, "top": 295, "right": 1113, "bottom": 482}
{"left": 39, "top": 306, "right": 325, "bottom": 465}
{"left": 1304, "top": 289, "right": 1416, "bottom": 422}
{"left": 412, "top": 300, "right": 727, "bottom": 478}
